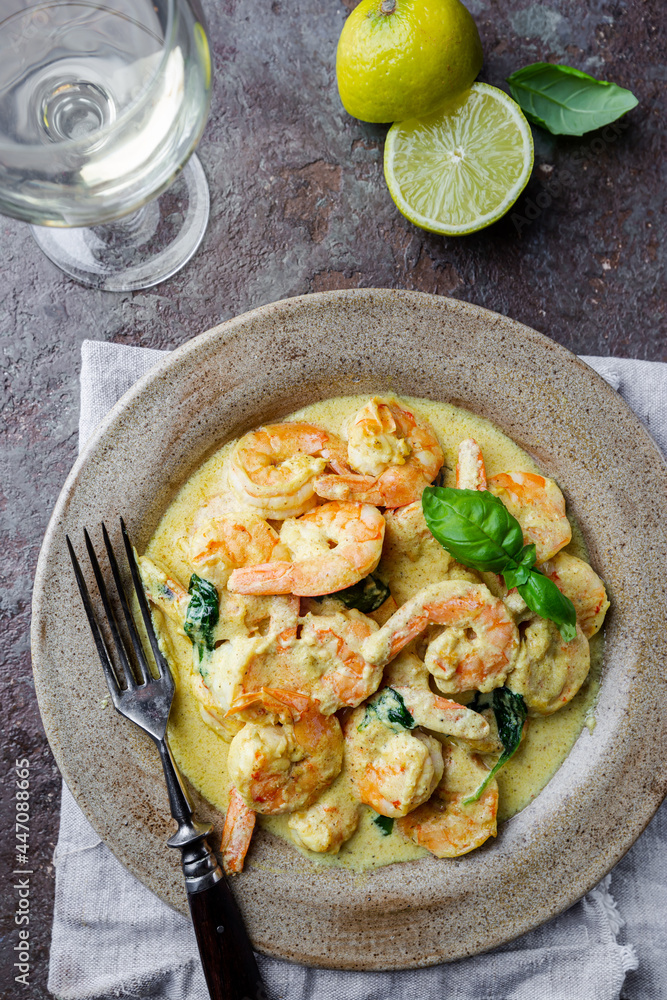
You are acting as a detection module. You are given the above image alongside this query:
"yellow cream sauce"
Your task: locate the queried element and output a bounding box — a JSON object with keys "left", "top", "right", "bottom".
{"left": 146, "top": 395, "right": 601, "bottom": 872}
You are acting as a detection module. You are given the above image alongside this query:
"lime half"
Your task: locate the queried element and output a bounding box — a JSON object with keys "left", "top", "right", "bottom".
{"left": 384, "top": 83, "right": 534, "bottom": 236}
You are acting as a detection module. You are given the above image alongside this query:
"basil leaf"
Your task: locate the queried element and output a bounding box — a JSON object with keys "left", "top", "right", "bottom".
{"left": 517, "top": 570, "right": 577, "bottom": 642}
{"left": 372, "top": 814, "right": 394, "bottom": 836}
{"left": 507, "top": 63, "right": 638, "bottom": 136}
{"left": 422, "top": 487, "right": 525, "bottom": 573}
{"left": 184, "top": 574, "right": 219, "bottom": 658}
{"left": 359, "top": 687, "right": 416, "bottom": 732}
{"left": 464, "top": 688, "right": 527, "bottom": 804}
{"left": 333, "top": 573, "right": 390, "bottom": 613}
{"left": 422, "top": 485, "right": 577, "bottom": 640}
{"left": 501, "top": 544, "right": 536, "bottom": 589}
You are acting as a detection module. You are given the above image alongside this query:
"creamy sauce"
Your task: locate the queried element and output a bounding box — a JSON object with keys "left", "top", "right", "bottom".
{"left": 146, "top": 395, "right": 601, "bottom": 872}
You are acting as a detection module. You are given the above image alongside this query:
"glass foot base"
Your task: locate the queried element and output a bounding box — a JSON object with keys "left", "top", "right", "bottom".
{"left": 31, "top": 155, "right": 210, "bottom": 292}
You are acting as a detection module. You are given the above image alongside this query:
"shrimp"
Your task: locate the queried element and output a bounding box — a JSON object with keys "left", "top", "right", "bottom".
{"left": 385, "top": 652, "right": 499, "bottom": 752}
{"left": 138, "top": 551, "right": 298, "bottom": 651}
{"left": 397, "top": 741, "right": 498, "bottom": 858}
{"left": 381, "top": 501, "right": 478, "bottom": 605}
{"left": 393, "top": 686, "right": 492, "bottom": 742}
{"left": 344, "top": 706, "right": 444, "bottom": 818}
{"left": 288, "top": 773, "right": 361, "bottom": 854}
{"left": 314, "top": 397, "right": 444, "bottom": 508}
{"left": 361, "top": 581, "right": 519, "bottom": 694}
{"left": 539, "top": 552, "right": 609, "bottom": 638}
{"left": 488, "top": 470, "right": 571, "bottom": 564}
{"left": 225, "top": 607, "right": 382, "bottom": 717}
{"left": 227, "top": 690, "right": 344, "bottom": 813}
{"left": 188, "top": 510, "right": 287, "bottom": 589}
{"left": 454, "top": 439, "right": 572, "bottom": 565}
{"left": 221, "top": 787, "right": 256, "bottom": 875}
{"left": 507, "top": 618, "right": 590, "bottom": 715}
{"left": 204, "top": 597, "right": 380, "bottom": 718}
{"left": 228, "top": 422, "right": 350, "bottom": 519}
{"left": 227, "top": 501, "right": 385, "bottom": 597}
{"left": 297, "top": 607, "right": 383, "bottom": 712}
{"left": 456, "top": 438, "right": 487, "bottom": 490}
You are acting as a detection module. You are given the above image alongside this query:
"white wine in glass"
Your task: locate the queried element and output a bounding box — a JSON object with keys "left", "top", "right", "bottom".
{"left": 0, "top": 0, "right": 212, "bottom": 290}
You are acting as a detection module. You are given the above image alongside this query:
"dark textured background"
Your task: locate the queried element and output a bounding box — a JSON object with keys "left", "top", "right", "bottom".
{"left": 1, "top": 0, "right": 664, "bottom": 996}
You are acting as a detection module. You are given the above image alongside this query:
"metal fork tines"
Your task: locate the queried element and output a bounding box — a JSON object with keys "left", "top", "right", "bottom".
{"left": 67, "top": 520, "right": 264, "bottom": 1000}
{"left": 67, "top": 519, "right": 221, "bottom": 882}
{"left": 67, "top": 519, "right": 174, "bottom": 739}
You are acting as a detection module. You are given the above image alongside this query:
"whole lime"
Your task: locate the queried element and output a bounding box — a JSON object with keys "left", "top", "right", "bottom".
{"left": 336, "top": 0, "right": 483, "bottom": 124}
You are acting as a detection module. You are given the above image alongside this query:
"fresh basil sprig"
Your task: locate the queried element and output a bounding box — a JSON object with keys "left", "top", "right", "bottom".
{"left": 372, "top": 813, "right": 394, "bottom": 836}
{"left": 184, "top": 574, "right": 219, "bottom": 660}
{"left": 421, "top": 486, "right": 576, "bottom": 642}
{"left": 463, "top": 688, "right": 527, "bottom": 805}
{"left": 359, "top": 687, "right": 416, "bottom": 732}
{"left": 421, "top": 487, "right": 536, "bottom": 582}
{"left": 507, "top": 63, "right": 638, "bottom": 137}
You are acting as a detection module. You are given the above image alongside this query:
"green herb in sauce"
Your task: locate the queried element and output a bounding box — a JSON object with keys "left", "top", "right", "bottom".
{"left": 372, "top": 814, "right": 395, "bottom": 836}
{"left": 359, "top": 687, "right": 416, "bottom": 732}
{"left": 464, "top": 688, "right": 528, "bottom": 804}
{"left": 184, "top": 574, "right": 219, "bottom": 661}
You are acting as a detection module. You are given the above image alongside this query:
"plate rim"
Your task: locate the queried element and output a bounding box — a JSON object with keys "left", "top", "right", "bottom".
{"left": 31, "top": 288, "right": 667, "bottom": 969}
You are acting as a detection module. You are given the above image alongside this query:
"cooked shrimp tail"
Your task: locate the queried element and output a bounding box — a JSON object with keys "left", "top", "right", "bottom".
{"left": 226, "top": 686, "right": 312, "bottom": 722}
{"left": 221, "top": 787, "right": 256, "bottom": 875}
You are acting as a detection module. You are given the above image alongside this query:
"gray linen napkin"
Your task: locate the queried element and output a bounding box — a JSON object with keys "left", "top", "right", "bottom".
{"left": 48, "top": 341, "right": 667, "bottom": 1000}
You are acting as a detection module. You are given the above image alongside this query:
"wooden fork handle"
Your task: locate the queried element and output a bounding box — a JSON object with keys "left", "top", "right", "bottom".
{"left": 187, "top": 875, "right": 265, "bottom": 1000}
{"left": 161, "top": 734, "right": 264, "bottom": 1000}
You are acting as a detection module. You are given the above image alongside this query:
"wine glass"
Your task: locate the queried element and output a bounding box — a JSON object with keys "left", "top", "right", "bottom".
{"left": 0, "top": 0, "right": 212, "bottom": 291}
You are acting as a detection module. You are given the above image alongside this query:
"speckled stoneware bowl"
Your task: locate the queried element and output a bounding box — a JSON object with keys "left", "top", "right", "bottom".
{"left": 32, "top": 289, "right": 667, "bottom": 970}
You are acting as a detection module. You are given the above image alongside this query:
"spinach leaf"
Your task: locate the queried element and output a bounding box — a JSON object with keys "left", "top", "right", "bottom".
{"left": 359, "top": 687, "right": 416, "bottom": 732}
{"left": 463, "top": 688, "right": 527, "bottom": 804}
{"left": 184, "top": 574, "right": 219, "bottom": 659}
{"left": 372, "top": 813, "right": 394, "bottom": 836}
{"left": 507, "top": 63, "right": 638, "bottom": 136}
{"left": 517, "top": 570, "right": 577, "bottom": 642}
{"left": 333, "top": 573, "right": 391, "bottom": 613}
{"left": 422, "top": 486, "right": 576, "bottom": 641}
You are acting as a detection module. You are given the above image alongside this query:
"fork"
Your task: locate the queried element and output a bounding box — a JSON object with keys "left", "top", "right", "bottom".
{"left": 67, "top": 520, "right": 265, "bottom": 1000}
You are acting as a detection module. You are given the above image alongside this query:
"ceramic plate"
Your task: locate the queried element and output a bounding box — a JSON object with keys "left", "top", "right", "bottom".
{"left": 31, "top": 290, "right": 667, "bottom": 969}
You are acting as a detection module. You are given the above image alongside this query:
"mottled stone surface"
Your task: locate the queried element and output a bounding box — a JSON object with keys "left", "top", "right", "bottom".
{"left": 0, "top": 0, "right": 664, "bottom": 995}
